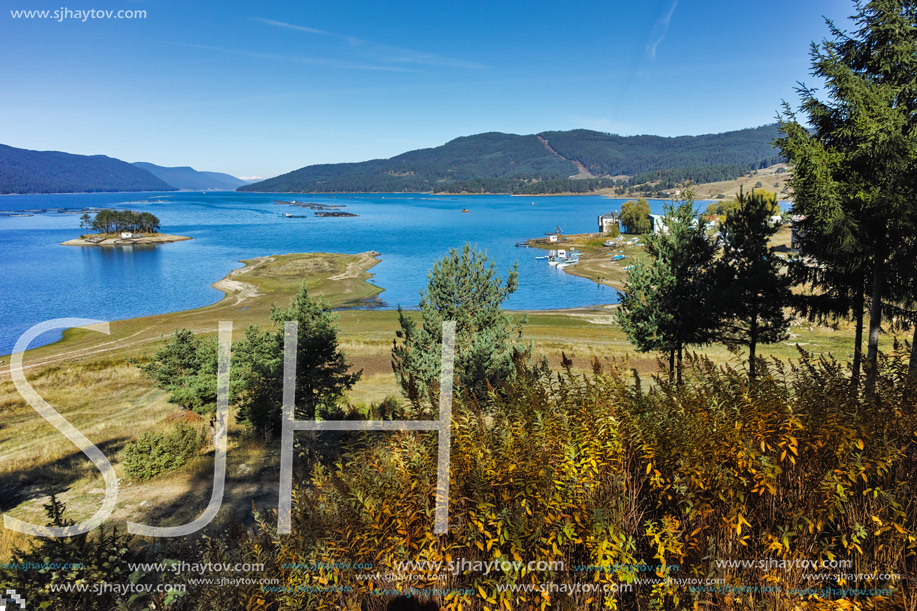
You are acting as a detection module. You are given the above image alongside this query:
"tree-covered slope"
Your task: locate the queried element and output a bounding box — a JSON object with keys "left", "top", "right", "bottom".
{"left": 239, "top": 132, "right": 577, "bottom": 193}
{"left": 539, "top": 124, "right": 783, "bottom": 182}
{"left": 240, "top": 125, "right": 783, "bottom": 194}
{"left": 0, "top": 144, "right": 176, "bottom": 194}
{"left": 133, "top": 162, "right": 249, "bottom": 190}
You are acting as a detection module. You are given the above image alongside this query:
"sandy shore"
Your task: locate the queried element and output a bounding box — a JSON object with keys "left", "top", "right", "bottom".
{"left": 61, "top": 233, "right": 192, "bottom": 246}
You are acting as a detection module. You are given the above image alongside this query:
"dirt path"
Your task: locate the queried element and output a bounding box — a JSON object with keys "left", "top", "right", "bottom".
{"left": 212, "top": 255, "right": 273, "bottom": 305}
{"left": 0, "top": 257, "right": 274, "bottom": 380}
{"left": 537, "top": 135, "right": 596, "bottom": 179}
{"left": 327, "top": 251, "right": 380, "bottom": 288}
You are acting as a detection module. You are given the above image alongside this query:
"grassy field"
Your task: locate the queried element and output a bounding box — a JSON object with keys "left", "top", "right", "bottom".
{"left": 0, "top": 251, "right": 385, "bottom": 558}
{"left": 688, "top": 164, "right": 792, "bottom": 200}
{"left": 518, "top": 163, "right": 793, "bottom": 199}
{"left": 0, "top": 248, "right": 892, "bottom": 559}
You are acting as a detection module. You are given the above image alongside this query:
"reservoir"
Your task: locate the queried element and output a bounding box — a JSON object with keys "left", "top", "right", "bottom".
{"left": 0, "top": 191, "right": 698, "bottom": 354}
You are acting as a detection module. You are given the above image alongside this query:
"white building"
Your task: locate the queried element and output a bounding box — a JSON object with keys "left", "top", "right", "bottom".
{"left": 597, "top": 212, "right": 619, "bottom": 233}
{"left": 648, "top": 214, "right": 668, "bottom": 234}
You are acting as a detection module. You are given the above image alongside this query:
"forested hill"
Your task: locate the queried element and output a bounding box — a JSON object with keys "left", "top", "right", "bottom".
{"left": 133, "top": 162, "right": 249, "bottom": 190}
{"left": 240, "top": 125, "right": 783, "bottom": 195}
{"left": 540, "top": 125, "right": 782, "bottom": 184}
{"left": 241, "top": 132, "right": 575, "bottom": 194}
{"left": 0, "top": 144, "right": 176, "bottom": 194}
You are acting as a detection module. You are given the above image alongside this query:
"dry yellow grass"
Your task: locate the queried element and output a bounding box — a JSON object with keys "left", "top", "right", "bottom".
{"left": 1, "top": 248, "right": 906, "bottom": 562}
{"left": 683, "top": 163, "right": 792, "bottom": 200}
{"left": 527, "top": 163, "right": 794, "bottom": 199}
{"left": 0, "top": 252, "right": 381, "bottom": 559}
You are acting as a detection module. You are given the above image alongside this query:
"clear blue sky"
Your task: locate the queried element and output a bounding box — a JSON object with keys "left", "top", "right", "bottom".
{"left": 1, "top": 0, "right": 853, "bottom": 179}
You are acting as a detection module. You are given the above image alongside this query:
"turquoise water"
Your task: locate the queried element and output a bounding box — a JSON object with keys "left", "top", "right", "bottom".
{"left": 0, "top": 191, "right": 684, "bottom": 355}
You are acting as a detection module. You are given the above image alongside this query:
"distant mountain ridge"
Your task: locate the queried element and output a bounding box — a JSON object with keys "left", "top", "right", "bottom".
{"left": 132, "top": 162, "right": 249, "bottom": 191}
{"left": 0, "top": 144, "right": 176, "bottom": 194}
{"left": 240, "top": 125, "right": 783, "bottom": 195}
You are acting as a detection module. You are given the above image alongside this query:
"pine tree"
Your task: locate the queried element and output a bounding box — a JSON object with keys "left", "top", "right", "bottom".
{"left": 616, "top": 191, "right": 718, "bottom": 382}
{"left": 236, "top": 284, "right": 361, "bottom": 435}
{"left": 777, "top": 0, "right": 917, "bottom": 393}
{"left": 138, "top": 328, "right": 220, "bottom": 414}
{"left": 392, "top": 244, "right": 524, "bottom": 411}
{"left": 713, "top": 189, "right": 791, "bottom": 379}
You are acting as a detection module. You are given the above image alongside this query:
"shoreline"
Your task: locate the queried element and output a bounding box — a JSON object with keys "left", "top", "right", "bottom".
{"left": 241, "top": 190, "right": 713, "bottom": 201}
{"left": 523, "top": 233, "right": 642, "bottom": 291}
{"left": 0, "top": 249, "right": 621, "bottom": 366}
{"left": 61, "top": 233, "right": 192, "bottom": 247}
{"left": 4, "top": 189, "right": 719, "bottom": 201}
{"left": 0, "top": 251, "right": 384, "bottom": 368}
{"left": 0, "top": 189, "right": 179, "bottom": 196}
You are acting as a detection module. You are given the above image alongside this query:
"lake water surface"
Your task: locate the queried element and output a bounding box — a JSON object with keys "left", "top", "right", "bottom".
{"left": 0, "top": 191, "right": 688, "bottom": 354}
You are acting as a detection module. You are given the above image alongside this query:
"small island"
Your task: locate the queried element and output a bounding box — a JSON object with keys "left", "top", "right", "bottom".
{"left": 275, "top": 200, "right": 359, "bottom": 217}
{"left": 61, "top": 209, "right": 191, "bottom": 247}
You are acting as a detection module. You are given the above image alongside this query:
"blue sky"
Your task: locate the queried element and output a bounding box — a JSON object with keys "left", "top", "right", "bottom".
{"left": 1, "top": 0, "right": 852, "bottom": 178}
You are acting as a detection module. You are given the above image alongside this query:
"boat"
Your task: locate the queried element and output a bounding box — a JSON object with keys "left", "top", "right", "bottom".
{"left": 461, "top": 209, "right": 470, "bottom": 213}
{"left": 545, "top": 249, "right": 572, "bottom": 266}
{"left": 612, "top": 254, "right": 627, "bottom": 261}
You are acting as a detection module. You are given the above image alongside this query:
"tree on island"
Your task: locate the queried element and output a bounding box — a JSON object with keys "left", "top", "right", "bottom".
{"left": 777, "top": 0, "right": 917, "bottom": 391}
{"left": 619, "top": 198, "right": 651, "bottom": 234}
{"left": 616, "top": 191, "right": 718, "bottom": 383}
{"left": 392, "top": 244, "right": 526, "bottom": 412}
{"left": 89, "top": 209, "right": 160, "bottom": 234}
{"left": 712, "top": 189, "right": 791, "bottom": 379}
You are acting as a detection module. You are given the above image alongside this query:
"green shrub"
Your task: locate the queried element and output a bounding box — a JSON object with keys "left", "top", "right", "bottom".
{"left": 0, "top": 495, "right": 179, "bottom": 610}
{"left": 122, "top": 422, "right": 206, "bottom": 481}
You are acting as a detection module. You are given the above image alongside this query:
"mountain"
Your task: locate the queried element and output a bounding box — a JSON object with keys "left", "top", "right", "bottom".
{"left": 539, "top": 125, "right": 783, "bottom": 183}
{"left": 240, "top": 132, "right": 575, "bottom": 194}
{"left": 0, "top": 144, "right": 176, "bottom": 194}
{"left": 239, "top": 125, "right": 783, "bottom": 195}
{"left": 133, "top": 162, "right": 249, "bottom": 191}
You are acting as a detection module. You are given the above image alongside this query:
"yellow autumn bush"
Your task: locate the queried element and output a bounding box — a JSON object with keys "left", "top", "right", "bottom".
{"left": 217, "top": 350, "right": 915, "bottom": 611}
